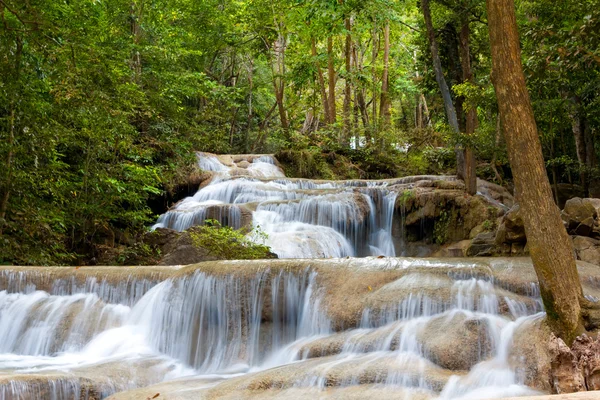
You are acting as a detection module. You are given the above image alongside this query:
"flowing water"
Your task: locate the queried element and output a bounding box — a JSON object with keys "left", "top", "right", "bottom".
{"left": 153, "top": 153, "right": 401, "bottom": 258}
{"left": 0, "top": 154, "right": 558, "bottom": 399}
{"left": 0, "top": 258, "right": 554, "bottom": 399}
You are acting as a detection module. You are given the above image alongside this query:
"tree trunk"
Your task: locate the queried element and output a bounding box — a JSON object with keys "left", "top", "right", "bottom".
{"left": 487, "top": 0, "right": 585, "bottom": 342}
{"left": 273, "top": 34, "right": 289, "bottom": 131}
{"left": 343, "top": 17, "right": 353, "bottom": 145}
{"left": 458, "top": 19, "right": 477, "bottom": 195}
{"left": 130, "top": 1, "right": 144, "bottom": 82}
{"left": 312, "top": 38, "right": 330, "bottom": 123}
{"left": 570, "top": 97, "right": 588, "bottom": 194}
{"left": 327, "top": 36, "right": 337, "bottom": 124}
{"left": 371, "top": 22, "right": 378, "bottom": 139}
{"left": 379, "top": 21, "right": 391, "bottom": 130}
{"left": 245, "top": 59, "right": 254, "bottom": 153}
{"left": 353, "top": 44, "right": 369, "bottom": 129}
{"left": 420, "top": 0, "right": 465, "bottom": 180}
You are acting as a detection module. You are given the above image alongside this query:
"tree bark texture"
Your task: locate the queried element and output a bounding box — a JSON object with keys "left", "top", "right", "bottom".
{"left": 421, "top": 0, "right": 466, "bottom": 181}
{"left": 327, "top": 36, "right": 337, "bottom": 125}
{"left": 312, "top": 38, "right": 330, "bottom": 123}
{"left": 487, "top": 0, "right": 584, "bottom": 342}
{"left": 379, "top": 22, "right": 391, "bottom": 129}
{"left": 343, "top": 17, "right": 353, "bottom": 144}
{"left": 458, "top": 19, "right": 477, "bottom": 195}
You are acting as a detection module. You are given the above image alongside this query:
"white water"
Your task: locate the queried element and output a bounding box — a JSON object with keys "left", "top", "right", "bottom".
{"left": 153, "top": 153, "right": 399, "bottom": 258}
{"left": 0, "top": 261, "right": 545, "bottom": 399}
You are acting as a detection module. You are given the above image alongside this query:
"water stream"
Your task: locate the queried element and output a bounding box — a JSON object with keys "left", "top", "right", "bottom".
{"left": 0, "top": 259, "right": 546, "bottom": 399}
{"left": 153, "top": 153, "right": 399, "bottom": 258}
{"left": 0, "top": 154, "right": 550, "bottom": 399}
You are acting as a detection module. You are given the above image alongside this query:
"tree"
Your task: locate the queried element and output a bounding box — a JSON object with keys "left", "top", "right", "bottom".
{"left": 420, "top": 0, "right": 476, "bottom": 195}
{"left": 486, "top": 0, "right": 595, "bottom": 342}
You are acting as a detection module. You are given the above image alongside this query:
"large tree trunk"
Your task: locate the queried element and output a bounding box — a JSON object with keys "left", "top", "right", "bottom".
{"left": 487, "top": 0, "right": 585, "bottom": 342}
{"left": 312, "top": 38, "right": 330, "bottom": 123}
{"left": 327, "top": 36, "right": 337, "bottom": 125}
{"left": 343, "top": 17, "right": 353, "bottom": 145}
{"left": 379, "top": 21, "right": 391, "bottom": 130}
{"left": 458, "top": 19, "right": 477, "bottom": 195}
{"left": 420, "top": 0, "right": 466, "bottom": 181}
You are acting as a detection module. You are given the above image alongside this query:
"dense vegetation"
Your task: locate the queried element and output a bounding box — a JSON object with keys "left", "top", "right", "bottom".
{"left": 0, "top": 0, "right": 599, "bottom": 265}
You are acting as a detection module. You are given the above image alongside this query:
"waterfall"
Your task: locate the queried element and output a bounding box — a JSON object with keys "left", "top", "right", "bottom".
{"left": 0, "top": 260, "right": 548, "bottom": 399}
{"left": 153, "top": 153, "right": 400, "bottom": 258}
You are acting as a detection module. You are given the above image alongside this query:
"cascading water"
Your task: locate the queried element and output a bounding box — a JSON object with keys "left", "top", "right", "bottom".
{"left": 153, "top": 153, "right": 401, "bottom": 257}
{"left": 0, "top": 259, "right": 555, "bottom": 399}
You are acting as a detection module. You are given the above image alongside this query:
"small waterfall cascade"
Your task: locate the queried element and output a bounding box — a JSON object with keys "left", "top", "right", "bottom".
{"left": 153, "top": 153, "right": 402, "bottom": 257}
{"left": 0, "top": 259, "right": 552, "bottom": 399}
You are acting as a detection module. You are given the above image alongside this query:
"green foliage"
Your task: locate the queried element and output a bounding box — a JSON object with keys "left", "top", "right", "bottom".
{"left": 1, "top": 0, "right": 598, "bottom": 264}
{"left": 423, "top": 147, "right": 456, "bottom": 174}
{"left": 482, "top": 219, "right": 494, "bottom": 232}
{"left": 433, "top": 209, "right": 454, "bottom": 245}
{"left": 189, "top": 220, "right": 274, "bottom": 260}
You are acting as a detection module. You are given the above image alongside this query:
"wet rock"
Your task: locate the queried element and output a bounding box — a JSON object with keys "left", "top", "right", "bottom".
{"left": 509, "top": 317, "right": 552, "bottom": 392}
{"left": 417, "top": 312, "right": 493, "bottom": 371}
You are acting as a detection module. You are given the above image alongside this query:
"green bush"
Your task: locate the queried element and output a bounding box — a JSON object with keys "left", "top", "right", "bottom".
{"left": 190, "top": 220, "right": 275, "bottom": 260}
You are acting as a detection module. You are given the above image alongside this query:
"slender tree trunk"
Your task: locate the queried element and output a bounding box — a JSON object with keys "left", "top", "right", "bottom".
{"left": 273, "top": 34, "right": 289, "bottom": 131}
{"left": 343, "top": 17, "right": 353, "bottom": 145}
{"left": 371, "top": 22, "right": 378, "bottom": 139}
{"left": 421, "top": 0, "right": 465, "bottom": 180}
{"left": 130, "top": 1, "right": 144, "bottom": 82}
{"left": 353, "top": 44, "right": 369, "bottom": 129}
{"left": 487, "top": 0, "right": 586, "bottom": 342}
{"left": 312, "top": 38, "right": 330, "bottom": 123}
{"left": 245, "top": 59, "right": 254, "bottom": 153}
{"left": 570, "top": 97, "right": 588, "bottom": 194}
{"left": 327, "top": 36, "right": 337, "bottom": 125}
{"left": 379, "top": 21, "right": 391, "bottom": 130}
{"left": 458, "top": 19, "right": 477, "bottom": 195}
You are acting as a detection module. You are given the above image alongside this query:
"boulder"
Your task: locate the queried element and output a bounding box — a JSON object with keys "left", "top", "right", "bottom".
{"left": 548, "top": 333, "right": 600, "bottom": 394}
{"left": 435, "top": 240, "right": 471, "bottom": 257}
{"left": 502, "top": 204, "right": 526, "bottom": 243}
{"left": 466, "top": 232, "right": 496, "bottom": 256}
{"left": 495, "top": 204, "right": 527, "bottom": 253}
{"left": 574, "top": 217, "right": 595, "bottom": 237}
{"left": 509, "top": 318, "right": 552, "bottom": 392}
{"left": 571, "top": 334, "right": 600, "bottom": 391}
{"left": 417, "top": 312, "right": 493, "bottom": 371}
{"left": 572, "top": 236, "right": 600, "bottom": 266}
{"left": 550, "top": 335, "right": 586, "bottom": 394}
{"left": 563, "top": 198, "right": 598, "bottom": 231}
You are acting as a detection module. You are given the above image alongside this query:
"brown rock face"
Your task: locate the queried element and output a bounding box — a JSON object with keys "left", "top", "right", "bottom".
{"left": 548, "top": 333, "right": 600, "bottom": 394}
{"left": 571, "top": 335, "right": 600, "bottom": 391}
{"left": 550, "top": 335, "right": 586, "bottom": 393}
